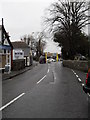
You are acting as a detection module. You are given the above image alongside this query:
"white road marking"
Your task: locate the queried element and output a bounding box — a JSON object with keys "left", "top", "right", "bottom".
{"left": 78, "top": 78, "right": 81, "bottom": 82}
{"left": 8, "top": 79, "right": 12, "bottom": 81}
{"left": 50, "top": 69, "right": 56, "bottom": 84}
{"left": 37, "top": 75, "right": 46, "bottom": 84}
{"left": 52, "top": 70, "right": 56, "bottom": 80}
{"left": 76, "top": 75, "right": 79, "bottom": 78}
{"left": 47, "top": 69, "right": 49, "bottom": 73}
{"left": 50, "top": 81, "right": 55, "bottom": 84}
{"left": 0, "top": 93, "right": 25, "bottom": 111}
{"left": 87, "top": 93, "right": 90, "bottom": 97}
{"left": 71, "top": 69, "right": 74, "bottom": 73}
{"left": 71, "top": 69, "right": 82, "bottom": 82}
{"left": 82, "top": 83, "right": 84, "bottom": 86}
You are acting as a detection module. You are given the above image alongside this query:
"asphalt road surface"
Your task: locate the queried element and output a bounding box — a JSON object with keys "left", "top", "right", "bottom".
{"left": 1, "top": 62, "right": 90, "bottom": 118}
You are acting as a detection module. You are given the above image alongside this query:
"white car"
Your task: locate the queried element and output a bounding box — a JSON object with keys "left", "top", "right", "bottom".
{"left": 49, "top": 58, "right": 56, "bottom": 62}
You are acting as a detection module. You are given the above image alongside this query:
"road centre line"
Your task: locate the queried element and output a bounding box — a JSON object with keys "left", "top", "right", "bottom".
{"left": 47, "top": 69, "right": 49, "bottom": 73}
{"left": 53, "top": 72, "right": 56, "bottom": 80}
{"left": 37, "top": 75, "right": 47, "bottom": 84}
{"left": 0, "top": 93, "right": 25, "bottom": 111}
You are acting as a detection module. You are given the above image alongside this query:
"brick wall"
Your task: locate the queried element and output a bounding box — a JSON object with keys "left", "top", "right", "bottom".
{"left": 12, "top": 59, "right": 25, "bottom": 71}
{"left": 62, "top": 60, "right": 89, "bottom": 72}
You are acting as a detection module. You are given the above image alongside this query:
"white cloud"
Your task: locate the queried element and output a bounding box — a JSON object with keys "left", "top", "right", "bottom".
{"left": 44, "top": 39, "right": 61, "bottom": 54}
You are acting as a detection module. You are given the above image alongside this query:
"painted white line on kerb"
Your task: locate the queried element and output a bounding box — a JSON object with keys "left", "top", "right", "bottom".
{"left": 37, "top": 75, "right": 46, "bottom": 84}
{"left": 76, "top": 75, "right": 79, "bottom": 78}
{"left": 78, "top": 78, "right": 81, "bottom": 82}
{"left": 0, "top": 93, "right": 25, "bottom": 111}
{"left": 87, "top": 93, "right": 90, "bottom": 97}
{"left": 72, "top": 69, "right": 74, "bottom": 73}
{"left": 71, "top": 69, "right": 82, "bottom": 83}
{"left": 82, "top": 83, "right": 84, "bottom": 86}
{"left": 74, "top": 73, "right": 76, "bottom": 75}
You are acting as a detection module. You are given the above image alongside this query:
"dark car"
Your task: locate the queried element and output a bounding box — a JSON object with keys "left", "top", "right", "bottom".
{"left": 39, "top": 55, "right": 46, "bottom": 64}
{"left": 83, "top": 69, "right": 90, "bottom": 94}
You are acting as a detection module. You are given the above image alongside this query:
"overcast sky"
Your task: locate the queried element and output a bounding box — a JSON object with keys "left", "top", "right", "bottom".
{"left": 0, "top": 0, "right": 61, "bottom": 53}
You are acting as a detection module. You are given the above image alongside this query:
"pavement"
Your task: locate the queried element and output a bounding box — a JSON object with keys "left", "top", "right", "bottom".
{"left": 2, "top": 61, "right": 39, "bottom": 81}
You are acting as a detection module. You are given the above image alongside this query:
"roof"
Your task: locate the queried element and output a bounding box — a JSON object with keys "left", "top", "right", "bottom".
{"left": 12, "top": 41, "right": 30, "bottom": 49}
{"left": 1, "top": 25, "right": 13, "bottom": 49}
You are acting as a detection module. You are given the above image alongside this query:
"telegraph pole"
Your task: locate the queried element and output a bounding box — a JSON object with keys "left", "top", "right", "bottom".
{"left": 88, "top": 3, "right": 90, "bottom": 119}
{"left": 2, "top": 18, "right": 3, "bottom": 45}
{"left": 88, "top": 4, "right": 90, "bottom": 66}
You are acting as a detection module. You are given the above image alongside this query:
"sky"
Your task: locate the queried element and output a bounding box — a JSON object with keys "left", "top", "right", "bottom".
{"left": 0, "top": 0, "right": 61, "bottom": 54}
{"left": 1, "top": 0, "right": 89, "bottom": 54}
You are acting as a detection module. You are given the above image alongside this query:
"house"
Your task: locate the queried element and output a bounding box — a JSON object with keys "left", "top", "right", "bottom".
{"left": 0, "top": 19, "right": 13, "bottom": 73}
{"left": 12, "top": 41, "right": 31, "bottom": 67}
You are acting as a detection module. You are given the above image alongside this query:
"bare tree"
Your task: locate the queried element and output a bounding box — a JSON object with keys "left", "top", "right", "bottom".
{"left": 21, "top": 31, "right": 46, "bottom": 60}
{"left": 45, "top": 0, "right": 90, "bottom": 59}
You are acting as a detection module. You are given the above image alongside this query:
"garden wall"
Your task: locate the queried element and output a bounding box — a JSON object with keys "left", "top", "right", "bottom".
{"left": 12, "top": 59, "right": 25, "bottom": 71}
{"left": 62, "top": 60, "right": 90, "bottom": 72}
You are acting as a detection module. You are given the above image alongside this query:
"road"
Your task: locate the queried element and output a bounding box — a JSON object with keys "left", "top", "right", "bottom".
{"left": 1, "top": 61, "right": 90, "bottom": 118}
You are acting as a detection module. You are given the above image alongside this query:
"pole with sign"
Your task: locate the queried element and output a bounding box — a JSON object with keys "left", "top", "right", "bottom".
{"left": 45, "top": 52, "right": 47, "bottom": 63}
{"left": 56, "top": 53, "right": 58, "bottom": 62}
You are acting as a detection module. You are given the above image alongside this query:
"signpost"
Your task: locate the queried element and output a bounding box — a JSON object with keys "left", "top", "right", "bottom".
{"left": 56, "top": 53, "right": 58, "bottom": 62}
{"left": 45, "top": 52, "right": 47, "bottom": 63}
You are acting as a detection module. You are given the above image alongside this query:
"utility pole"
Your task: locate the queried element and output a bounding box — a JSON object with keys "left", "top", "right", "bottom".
{"left": 2, "top": 18, "right": 3, "bottom": 45}
{"left": 88, "top": 7, "right": 90, "bottom": 70}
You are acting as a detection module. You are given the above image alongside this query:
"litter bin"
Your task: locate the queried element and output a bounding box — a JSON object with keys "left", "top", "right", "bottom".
{"left": 5, "top": 64, "right": 10, "bottom": 73}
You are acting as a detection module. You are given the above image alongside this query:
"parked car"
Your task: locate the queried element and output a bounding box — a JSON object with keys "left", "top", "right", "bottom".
{"left": 83, "top": 69, "right": 90, "bottom": 94}
{"left": 47, "top": 58, "right": 51, "bottom": 63}
{"left": 47, "top": 58, "right": 56, "bottom": 63}
{"left": 39, "top": 55, "right": 46, "bottom": 64}
{"left": 60, "top": 58, "right": 63, "bottom": 61}
{"left": 49, "top": 58, "right": 56, "bottom": 62}
{"left": 52, "top": 58, "right": 56, "bottom": 62}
